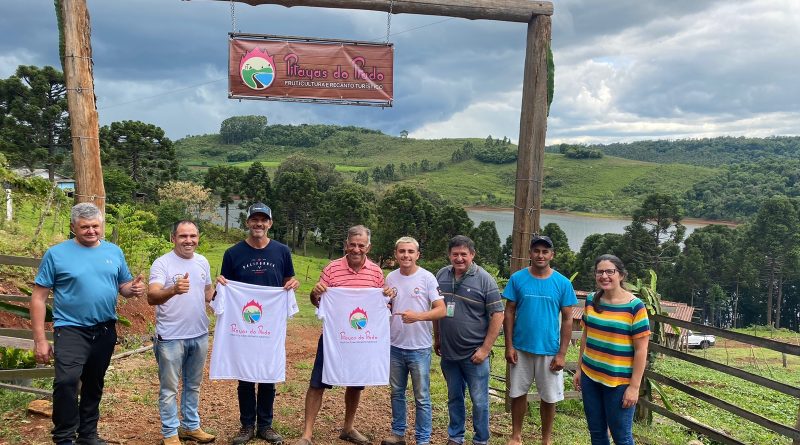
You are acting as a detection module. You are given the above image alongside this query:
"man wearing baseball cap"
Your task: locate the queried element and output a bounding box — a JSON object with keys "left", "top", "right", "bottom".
{"left": 502, "top": 235, "right": 577, "bottom": 445}
{"left": 217, "top": 202, "right": 300, "bottom": 445}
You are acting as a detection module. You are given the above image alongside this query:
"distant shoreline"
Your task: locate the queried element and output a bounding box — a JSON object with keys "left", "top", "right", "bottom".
{"left": 464, "top": 206, "right": 738, "bottom": 227}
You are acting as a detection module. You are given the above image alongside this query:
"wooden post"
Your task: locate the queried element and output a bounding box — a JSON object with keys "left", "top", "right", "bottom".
{"left": 505, "top": 14, "right": 551, "bottom": 412}
{"left": 60, "top": 0, "right": 105, "bottom": 213}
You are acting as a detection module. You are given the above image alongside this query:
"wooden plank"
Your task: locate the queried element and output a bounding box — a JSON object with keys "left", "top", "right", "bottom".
{"left": 649, "top": 343, "right": 800, "bottom": 398}
{"left": 646, "top": 371, "right": 800, "bottom": 440}
{"left": 0, "top": 329, "right": 53, "bottom": 341}
{"left": 651, "top": 314, "right": 800, "bottom": 356}
{"left": 0, "top": 254, "right": 40, "bottom": 268}
{"left": 639, "top": 399, "right": 746, "bottom": 445}
{"left": 0, "top": 382, "right": 52, "bottom": 397}
{"left": 0, "top": 336, "right": 34, "bottom": 349}
{"left": 0, "top": 294, "right": 53, "bottom": 303}
{"left": 220, "top": 0, "right": 553, "bottom": 22}
{"left": 0, "top": 368, "right": 55, "bottom": 380}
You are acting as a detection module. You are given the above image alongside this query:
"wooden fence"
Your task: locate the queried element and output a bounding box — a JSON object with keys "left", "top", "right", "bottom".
{"left": 493, "top": 298, "right": 800, "bottom": 444}
{"left": 645, "top": 314, "right": 800, "bottom": 445}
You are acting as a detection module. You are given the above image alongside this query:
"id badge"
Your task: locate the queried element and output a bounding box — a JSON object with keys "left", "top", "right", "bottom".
{"left": 446, "top": 301, "right": 455, "bottom": 317}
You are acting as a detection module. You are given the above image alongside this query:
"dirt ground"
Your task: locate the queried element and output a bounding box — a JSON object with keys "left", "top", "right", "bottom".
{"left": 2, "top": 294, "right": 470, "bottom": 445}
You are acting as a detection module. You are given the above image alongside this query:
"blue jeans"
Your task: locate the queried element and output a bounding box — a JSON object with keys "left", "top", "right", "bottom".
{"left": 154, "top": 333, "right": 209, "bottom": 438}
{"left": 440, "top": 357, "right": 490, "bottom": 445}
{"left": 390, "top": 346, "right": 432, "bottom": 444}
{"left": 580, "top": 373, "right": 635, "bottom": 445}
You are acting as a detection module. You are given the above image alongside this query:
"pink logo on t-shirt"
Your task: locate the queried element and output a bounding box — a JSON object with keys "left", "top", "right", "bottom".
{"left": 242, "top": 300, "right": 263, "bottom": 324}
{"left": 349, "top": 307, "right": 368, "bottom": 330}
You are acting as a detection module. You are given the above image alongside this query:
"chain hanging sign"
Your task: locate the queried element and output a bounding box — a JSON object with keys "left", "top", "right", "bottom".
{"left": 229, "top": 33, "right": 393, "bottom": 106}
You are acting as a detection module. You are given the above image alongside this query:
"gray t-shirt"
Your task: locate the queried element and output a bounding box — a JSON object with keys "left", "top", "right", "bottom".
{"left": 435, "top": 263, "right": 504, "bottom": 360}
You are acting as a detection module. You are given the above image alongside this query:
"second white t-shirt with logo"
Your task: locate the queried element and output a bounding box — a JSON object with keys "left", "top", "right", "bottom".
{"left": 318, "top": 287, "right": 390, "bottom": 386}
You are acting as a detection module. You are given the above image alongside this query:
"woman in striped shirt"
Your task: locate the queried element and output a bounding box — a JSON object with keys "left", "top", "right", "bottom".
{"left": 573, "top": 254, "right": 650, "bottom": 445}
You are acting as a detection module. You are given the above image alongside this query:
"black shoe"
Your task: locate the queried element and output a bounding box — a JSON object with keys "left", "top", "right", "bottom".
{"left": 257, "top": 427, "right": 284, "bottom": 444}
{"left": 75, "top": 438, "right": 108, "bottom": 445}
{"left": 231, "top": 425, "right": 255, "bottom": 445}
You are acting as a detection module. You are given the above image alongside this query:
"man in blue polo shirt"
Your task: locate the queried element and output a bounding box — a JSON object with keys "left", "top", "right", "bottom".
{"left": 31, "top": 202, "right": 145, "bottom": 445}
{"left": 503, "top": 235, "right": 576, "bottom": 445}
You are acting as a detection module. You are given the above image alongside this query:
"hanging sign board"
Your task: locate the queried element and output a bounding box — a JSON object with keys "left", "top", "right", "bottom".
{"left": 229, "top": 33, "right": 393, "bottom": 107}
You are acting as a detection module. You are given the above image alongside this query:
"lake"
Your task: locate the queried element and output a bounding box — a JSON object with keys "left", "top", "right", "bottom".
{"left": 467, "top": 209, "right": 715, "bottom": 251}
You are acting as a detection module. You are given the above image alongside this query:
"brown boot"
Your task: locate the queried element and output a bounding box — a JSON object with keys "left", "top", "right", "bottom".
{"left": 178, "top": 427, "right": 216, "bottom": 443}
{"left": 162, "top": 435, "right": 181, "bottom": 445}
{"left": 380, "top": 433, "right": 405, "bottom": 445}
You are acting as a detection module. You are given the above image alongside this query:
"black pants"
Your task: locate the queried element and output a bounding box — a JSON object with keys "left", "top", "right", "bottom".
{"left": 237, "top": 380, "right": 275, "bottom": 429}
{"left": 52, "top": 321, "right": 116, "bottom": 444}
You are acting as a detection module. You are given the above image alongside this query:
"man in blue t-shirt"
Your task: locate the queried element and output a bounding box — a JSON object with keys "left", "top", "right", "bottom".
{"left": 31, "top": 203, "right": 146, "bottom": 445}
{"left": 503, "top": 235, "right": 577, "bottom": 445}
{"left": 216, "top": 202, "right": 300, "bottom": 445}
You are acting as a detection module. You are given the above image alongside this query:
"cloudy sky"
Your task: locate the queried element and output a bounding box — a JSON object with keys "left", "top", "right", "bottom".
{"left": 2, "top": 0, "right": 799, "bottom": 144}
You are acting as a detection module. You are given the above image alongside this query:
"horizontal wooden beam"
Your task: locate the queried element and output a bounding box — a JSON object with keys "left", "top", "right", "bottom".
{"left": 0, "top": 254, "right": 40, "bottom": 268}
{"left": 0, "top": 335, "right": 34, "bottom": 349}
{"left": 0, "top": 382, "right": 52, "bottom": 397}
{"left": 0, "top": 328, "right": 53, "bottom": 341}
{"left": 650, "top": 343, "right": 800, "bottom": 398}
{"left": 651, "top": 314, "right": 800, "bottom": 356}
{"left": 639, "top": 399, "right": 745, "bottom": 445}
{"left": 0, "top": 368, "right": 55, "bottom": 381}
{"left": 647, "top": 371, "right": 800, "bottom": 440}
{"left": 216, "top": 0, "right": 553, "bottom": 22}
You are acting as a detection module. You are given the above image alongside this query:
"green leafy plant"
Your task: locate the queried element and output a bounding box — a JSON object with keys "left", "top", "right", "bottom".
{"left": 0, "top": 347, "right": 36, "bottom": 369}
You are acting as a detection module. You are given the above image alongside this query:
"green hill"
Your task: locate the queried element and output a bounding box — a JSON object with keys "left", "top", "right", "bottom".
{"left": 175, "top": 129, "right": 717, "bottom": 216}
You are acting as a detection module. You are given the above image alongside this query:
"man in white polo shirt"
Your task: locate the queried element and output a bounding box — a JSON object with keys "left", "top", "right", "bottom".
{"left": 148, "top": 220, "right": 215, "bottom": 445}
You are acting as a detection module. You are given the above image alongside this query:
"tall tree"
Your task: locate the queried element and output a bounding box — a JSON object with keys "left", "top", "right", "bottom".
{"left": 204, "top": 165, "right": 244, "bottom": 232}
{"left": 273, "top": 169, "right": 318, "bottom": 253}
{"left": 472, "top": 221, "right": 502, "bottom": 269}
{"left": 542, "top": 222, "right": 577, "bottom": 276}
{"left": 238, "top": 161, "right": 272, "bottom": 223}
{"left": 429, "top": 204, "right": 474, "bottom": 259}
{"left": 0, "top": 65, "right": 70, "bottom": 180}
{"left": 625, "top": 193, "right": 685, "bottom": 278}
{"left": 219, "top": 115, "right": 268, "bottom": 144}
{"left": 748, "top": 197, "right": 800, "bottom": 327}
{"left": 100, "top": 120, "right": 177, "bottom": 200}
{"left": 373, "top": 186, "right": 437, "bottom": 264}
{"left": 318, "top": 183, "right": 377, "bottom": 257}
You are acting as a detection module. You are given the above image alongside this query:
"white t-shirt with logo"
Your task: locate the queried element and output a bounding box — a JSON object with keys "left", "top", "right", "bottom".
{"left": 386, "top": 268, "right": 443, "bottom": 350}
{"left": 318, "top": 287, "right": 390, "bottom": 386}
{"left": 149, "top": 251, "right": 212, "bottom": 340}
{"left": 209, "top": 280, "right": 298, "bottom": 383}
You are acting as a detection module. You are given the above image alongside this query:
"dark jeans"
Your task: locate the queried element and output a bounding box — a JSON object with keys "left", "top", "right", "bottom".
{"left": 237, "top": 380, "right": 275, "bottom": 429}
{"left": 580, "top": 373, "right": 636, "bottom": 445}
{"left": 52, "top": 321, "right": 117, "bottom": 444}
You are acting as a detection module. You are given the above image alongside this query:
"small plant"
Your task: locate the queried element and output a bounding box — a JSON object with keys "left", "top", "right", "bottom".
{"left": 0, "top": 347, "right": 36, "bottom": 369}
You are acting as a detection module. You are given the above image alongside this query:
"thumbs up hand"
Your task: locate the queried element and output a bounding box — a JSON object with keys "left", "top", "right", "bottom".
{"left": 174, "top": 272, "right": 190, "bottom": 295}
{"left": 130, "top": 274, "right": 146, "bottom": 297}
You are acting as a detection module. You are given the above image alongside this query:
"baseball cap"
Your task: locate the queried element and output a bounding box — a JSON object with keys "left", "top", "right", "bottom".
{"left": 247, "top": 202, "right": 272, "bottom": 219}
{"left": 530, "top": 235, "right": 554, "bottom": 249}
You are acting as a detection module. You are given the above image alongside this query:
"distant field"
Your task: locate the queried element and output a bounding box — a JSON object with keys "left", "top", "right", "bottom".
{"left": 175, "top": 132, "right": 719, "bottom": 216}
